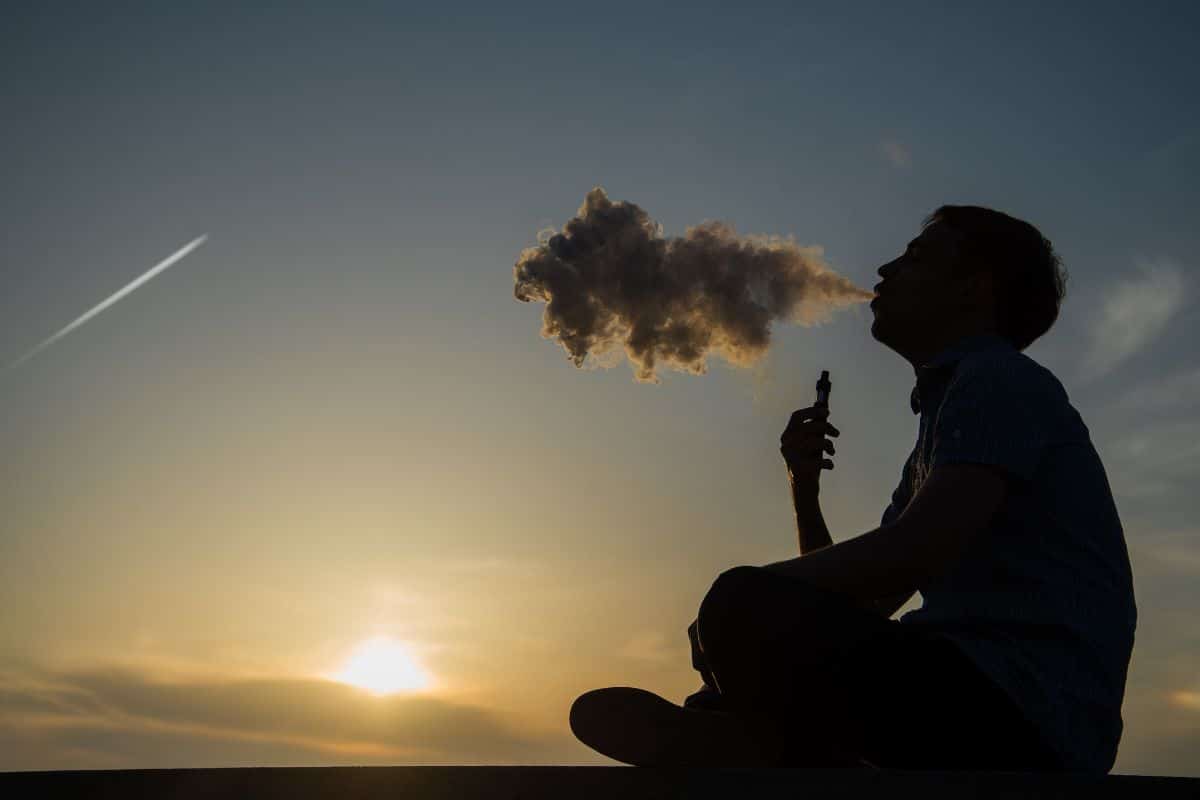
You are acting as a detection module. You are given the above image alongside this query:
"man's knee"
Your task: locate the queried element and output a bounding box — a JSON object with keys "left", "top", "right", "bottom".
{"left": 697, "top": 566, "right": 768, "bottom": 652}
{"left": 705, "top": 565, "right": 764, "bottom": 607}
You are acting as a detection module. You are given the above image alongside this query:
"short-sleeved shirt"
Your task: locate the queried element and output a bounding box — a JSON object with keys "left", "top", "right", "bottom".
{"left": 882, "top": 334, "right": 1137, "bottom": 773}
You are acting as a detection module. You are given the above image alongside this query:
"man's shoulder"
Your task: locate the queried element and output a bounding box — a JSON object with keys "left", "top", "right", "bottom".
{"left": 950, "top": 347, "right": 1089, "bottom": 442}
{"left": 953, "top": 346, "right": 1068, "bottom": 401}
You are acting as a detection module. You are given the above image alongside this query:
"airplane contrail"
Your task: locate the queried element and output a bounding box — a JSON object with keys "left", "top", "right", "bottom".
{"left": 6, "top": 235, "right": 208, "bottom": 372}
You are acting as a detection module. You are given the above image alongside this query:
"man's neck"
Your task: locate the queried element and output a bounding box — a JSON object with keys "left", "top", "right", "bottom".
{"left": 905, "top": 327, "right": 1002, "bottom": 372}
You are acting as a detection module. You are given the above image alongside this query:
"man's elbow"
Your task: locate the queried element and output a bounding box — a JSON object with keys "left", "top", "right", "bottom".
{"left": 895, "top": 463, "right": 1009, "bottom": 583}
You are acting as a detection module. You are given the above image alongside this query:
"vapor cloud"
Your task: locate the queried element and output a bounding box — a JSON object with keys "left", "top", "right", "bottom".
{"left": 514, "top": 188, "right": 872, "bottom": 382}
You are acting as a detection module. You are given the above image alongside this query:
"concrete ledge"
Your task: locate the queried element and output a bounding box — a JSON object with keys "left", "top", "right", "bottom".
{"left": 2, "top": 766, "right": 1197, "bottom": 799}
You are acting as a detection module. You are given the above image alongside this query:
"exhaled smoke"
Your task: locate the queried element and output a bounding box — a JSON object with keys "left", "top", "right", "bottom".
{"left": 514, "top": 188, "right": 873, "bottom": 382}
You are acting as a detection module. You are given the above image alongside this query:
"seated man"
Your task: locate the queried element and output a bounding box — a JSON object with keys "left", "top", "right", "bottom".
{"left": 570, "top": 205, "right": 1137, "bottom": 773}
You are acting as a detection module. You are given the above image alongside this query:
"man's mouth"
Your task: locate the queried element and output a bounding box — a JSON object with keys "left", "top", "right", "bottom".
{"left": 870, "top": 283, "right": 888, "bottom": 307}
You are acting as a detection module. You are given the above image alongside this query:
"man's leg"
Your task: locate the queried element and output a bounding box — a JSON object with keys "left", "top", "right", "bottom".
{"left": 571, "top": 565, "right": 893, "bottom": 767}
{"left": 843, "top": 629, "right": 1066, "bottom": 771}
{"left": 695, "top": 565, "right": 897, "bottom": 762}
{"left": 695, "top": 566, "right": 1064, "bottom": 771}
{"left": 570, "top": 685, "right": 785, "bottom": 767}
{"left": 682, "top": 619, "right": 726, "bottom": 711}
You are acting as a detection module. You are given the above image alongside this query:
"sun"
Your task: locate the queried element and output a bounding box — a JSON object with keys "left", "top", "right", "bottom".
{"left": 331, "top": 636, "right": 433, "bottom": 695}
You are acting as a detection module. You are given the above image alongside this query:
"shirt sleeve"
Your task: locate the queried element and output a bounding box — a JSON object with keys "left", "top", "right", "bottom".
{"left": 880, "top": 450, "right": 916, "bottom": 526}
{"left": 930, "top": 354, "right": 1053, "bottom": 482}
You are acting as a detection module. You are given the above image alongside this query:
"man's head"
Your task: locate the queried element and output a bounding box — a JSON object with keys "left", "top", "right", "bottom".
{"left": 870, "top": 205, "right": 1067, "bottom": 365}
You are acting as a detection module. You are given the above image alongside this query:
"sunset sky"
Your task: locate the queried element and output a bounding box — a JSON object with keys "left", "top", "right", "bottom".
{"left": 2, "top": 1, "right": 1198, "bottom": 775}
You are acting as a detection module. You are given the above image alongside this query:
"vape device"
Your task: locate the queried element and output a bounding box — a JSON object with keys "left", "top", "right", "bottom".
{"left": 815, "top": 370, "right": 832, "bottom": 409}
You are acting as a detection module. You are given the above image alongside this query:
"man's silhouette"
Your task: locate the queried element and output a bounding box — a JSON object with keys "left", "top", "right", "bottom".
{"left": 570, "top": 206, "right": 1137, "bottom": 773}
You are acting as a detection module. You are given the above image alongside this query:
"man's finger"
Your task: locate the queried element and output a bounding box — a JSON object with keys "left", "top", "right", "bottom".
{"left": 788, "top": 406, "right": 829, "bottom": 423}
{"left": 782, "top": 439, "right": 834, "bottom": 457}
{"left": 780, "top": 429, "right": 838, "bottom": 450}
{"left": 784, "top": 406, "right": 830, "bottom": 435}
{"left": 781, "top": 449, "right": 832, "bottom": 471}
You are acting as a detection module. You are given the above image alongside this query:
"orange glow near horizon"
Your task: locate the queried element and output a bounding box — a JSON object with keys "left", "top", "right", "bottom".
{"left": 330, "top": 636, "right": 433, "bottom": 695}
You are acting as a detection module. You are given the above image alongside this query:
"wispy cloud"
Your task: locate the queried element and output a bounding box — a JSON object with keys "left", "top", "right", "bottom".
{"left": 880, "top": 139, "right": 912, "bottom": 169}
{"left": 1105, "top": 419, "right": 1200, "bottom": 480}
{"left": 0, "top": 668, "right": 566, "bottom": 770}
{"left": 436, "top": 557, "right": 546, "bottom": 576}
{"left": 616, "top": 631, "right": 679, "bottom": 664}
{"left": 1100, "top": 418, "right": 1200, "bottom": 507}
{"left": 1130, "top": 537, "right": 1200, "bottom": 576}
{"left": 1113, "top": 365, "right": 1200, "bottom": 412}
{"left": 1082, "top": 259, "right": 1186, "bottom": 380}
{"left": 1170, "top": 690, "right": 1200, "bottom": 712}
{"left": 1116, "top": 700, "right": 1200, "bottom": 777}
{"left": 1137, "top": 127, "right": 1200, "bottom": 177}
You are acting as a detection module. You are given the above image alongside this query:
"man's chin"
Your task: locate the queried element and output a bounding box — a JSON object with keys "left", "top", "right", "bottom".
{"left": 870, "top": 314, "right": 886, "bottom": 343}
{"left": 869, "top": 315, "right": 903, "bottom": 352}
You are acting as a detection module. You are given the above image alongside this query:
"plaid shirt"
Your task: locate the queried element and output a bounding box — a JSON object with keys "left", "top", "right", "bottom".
{"left": 884, "top": 335, "right": 1137, "bottom": 773}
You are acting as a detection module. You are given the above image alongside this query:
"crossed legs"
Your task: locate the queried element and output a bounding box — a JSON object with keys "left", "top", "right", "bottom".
{"left": 571, "top": 566, "right": 885, "bottom": 767}
{"left": 694, "top": 566, "right": 1063, "bottom": 770}
{"left": 693, "top": 566, "right": 889, "bottom": 762}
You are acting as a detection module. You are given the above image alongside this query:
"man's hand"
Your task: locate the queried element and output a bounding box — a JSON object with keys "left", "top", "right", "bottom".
{"left": 780, "top": 406, "right": 840, "bottom": 505}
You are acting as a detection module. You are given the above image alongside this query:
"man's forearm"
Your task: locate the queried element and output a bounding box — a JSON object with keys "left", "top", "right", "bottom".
{"left": 761, "top": 521, "right": 926, "bottom": 611}
{"left": 793, "top": 490, "right": 833, "bottom": 554}
{"left": 765, "top": 464, "right": 1006, "bottom": 616}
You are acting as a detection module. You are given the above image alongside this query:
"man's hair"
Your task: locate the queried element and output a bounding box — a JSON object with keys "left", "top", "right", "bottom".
{"left": 922, "top": 205, "right": 1068, "bottom": 351}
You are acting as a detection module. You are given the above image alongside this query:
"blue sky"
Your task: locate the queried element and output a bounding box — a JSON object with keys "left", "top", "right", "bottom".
{"left": 1, "top": 0, "right": 1198, "bottom": 774}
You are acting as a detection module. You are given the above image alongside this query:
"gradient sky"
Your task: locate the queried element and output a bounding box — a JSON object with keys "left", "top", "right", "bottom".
{"left": 2, "top": 0, "right": 1198, "bottom": 774}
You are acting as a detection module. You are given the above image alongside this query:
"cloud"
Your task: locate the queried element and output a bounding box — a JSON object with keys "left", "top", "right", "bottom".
{"left": 1131, "top": 538, "right": 1200, "bottom": 576}
{"left": 1101, "top": 418, "right": 1200, "bottom": 501}
{"left": 0, "top": 667, "right": 567, "bottom": 770}
{"left": 1128, "top": 525, "right": 1200, "bottom": 575}
{"left": 880, "top": 140, "right": 912, "bottom": 169}
{"left": 1137, "top": 128, "right": 1200, "bottom": 181}
{"left": 434, "top": 557, "right": 546, "bottom": 576}
{"left": 1114, "top": 682, "right": 1200, "bottom": 777}
{"left": 616, "top": 631, "right": 680, "bottom": 664}
{"left": 1112, "top": 365, "right": 1200, "bottom": 413}
{"left": 1170, "top": 691, "right": 1200, "bottom": 712}
{"left": 1082, "top": 259, "right": 1186, "bottom": 380}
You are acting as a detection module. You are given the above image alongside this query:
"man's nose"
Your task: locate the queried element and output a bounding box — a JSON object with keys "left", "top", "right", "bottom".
{"left": 877, "top": 258, "right": 899, "bottom": 279}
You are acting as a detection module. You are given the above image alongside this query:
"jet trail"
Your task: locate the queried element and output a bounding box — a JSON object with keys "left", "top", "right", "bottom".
{"left": 7, "top": 235, "right": 208, "bottom": 372}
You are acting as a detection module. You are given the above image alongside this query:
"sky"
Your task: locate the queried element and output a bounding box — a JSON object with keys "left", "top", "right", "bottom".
{"left": 2, "top": 0, "right": 1198, "bottom": 775}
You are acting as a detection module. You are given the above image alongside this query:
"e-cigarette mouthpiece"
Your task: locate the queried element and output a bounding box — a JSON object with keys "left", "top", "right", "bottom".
{"left": 815, "top": 370, "right": 832, "bottom": 409}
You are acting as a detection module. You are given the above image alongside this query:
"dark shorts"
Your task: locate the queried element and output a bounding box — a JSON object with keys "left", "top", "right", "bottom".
{"left": 689, "top": 565, "right": 1065, "bottom": 771}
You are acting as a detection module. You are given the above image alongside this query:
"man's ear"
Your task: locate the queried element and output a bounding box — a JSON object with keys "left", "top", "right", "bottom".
{"left": 960, "top": 268, "right": 995, "bottom": 313}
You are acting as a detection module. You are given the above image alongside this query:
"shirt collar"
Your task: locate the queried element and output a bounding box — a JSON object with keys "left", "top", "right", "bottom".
{"left": 909, "top": 334, "right": 1012, "bottom": 414}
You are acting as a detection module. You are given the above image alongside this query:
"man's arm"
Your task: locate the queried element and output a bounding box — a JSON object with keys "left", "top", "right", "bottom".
{"left": 779, "top": 405, "right": 839, "bottom": 554}
{"left": 761, "top": 463, "right": 1008, "bottom": 610}
{"left": 792, "top": 486, "right": 834, "bottom": 554}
